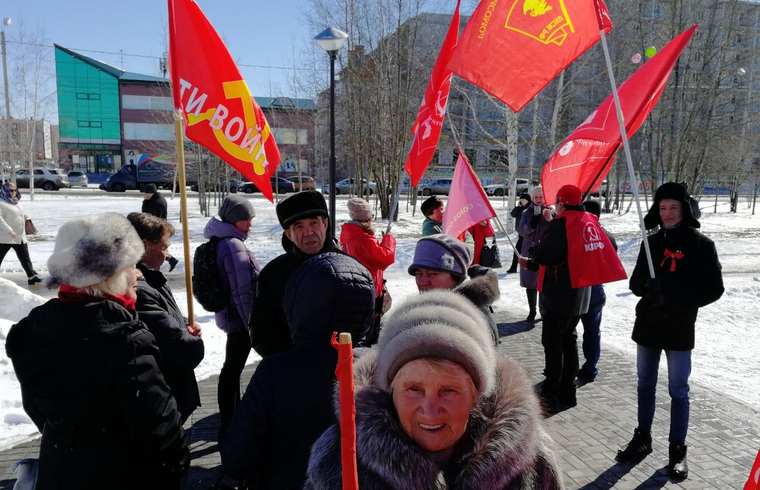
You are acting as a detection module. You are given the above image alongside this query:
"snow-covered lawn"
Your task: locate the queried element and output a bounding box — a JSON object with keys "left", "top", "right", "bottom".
{"left": 0, "top": 189, "right": 756, "bottom": 450}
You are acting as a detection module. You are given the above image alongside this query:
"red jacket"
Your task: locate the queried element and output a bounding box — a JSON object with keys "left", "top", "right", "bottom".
{"left": 340, "top": 223, "right": 397, "bottom": 297}
{"left": 469, "top": 220, "right": 495, "bottom": 265}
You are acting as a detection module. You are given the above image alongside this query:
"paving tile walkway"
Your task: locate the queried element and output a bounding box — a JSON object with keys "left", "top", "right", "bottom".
{"left": 1, "top": 306, "right": 757, "bottom": 489}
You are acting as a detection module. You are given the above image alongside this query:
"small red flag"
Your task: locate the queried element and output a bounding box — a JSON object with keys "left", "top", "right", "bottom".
{"left": 404, "top": 0, "right": 462, "bottom": 188}
{"left": 331, "top": 332, "right": 358, "bottom": 490}
{"left": 443, "top": 148, "right": 496, "bottom": 239}
{"left": 746, "top": 447, "right": 760, "bottom": 490}
{"left": 540, "top": 26, "right": 697, "bottom": 205}
{"left": 167, "top": 0, "right": 280, "bottom": 202}
{"left": 447, "top": 0, "right": 612, "bottom": 112}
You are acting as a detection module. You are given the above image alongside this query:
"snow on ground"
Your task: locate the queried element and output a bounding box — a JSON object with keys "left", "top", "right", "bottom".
{"left": 0, "top": 188, "right": 757, "bottom": 450}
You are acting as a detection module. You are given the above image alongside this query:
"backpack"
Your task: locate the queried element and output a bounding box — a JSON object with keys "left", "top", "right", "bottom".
{"left": 192, "top": 237, "right": 230, "bottom": 312}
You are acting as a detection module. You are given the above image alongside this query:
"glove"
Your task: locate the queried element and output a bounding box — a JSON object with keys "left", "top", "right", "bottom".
{"left": 644, "top": 278, "right": 666, "bottom": 307}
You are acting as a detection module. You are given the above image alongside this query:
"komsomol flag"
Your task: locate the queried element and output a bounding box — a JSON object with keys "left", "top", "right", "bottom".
{"left": 447, "top": 0, "right": 612, "bottom": 112}
{"left": 540, "top": 26, "right": 697, "bottom": 205}
{"left": 404, "top": 0, "right": 461, "bottom": 188}
{"left": 443, "top": 148, "right": 496, "bottom": 239}
{"left": 168, "top": 0, "right": 280, "bottom": 202}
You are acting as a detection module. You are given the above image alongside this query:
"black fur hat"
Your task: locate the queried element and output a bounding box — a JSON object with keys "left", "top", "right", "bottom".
{"left": 643, "top": 182, "right": 700, "bottom": 230}
{"left": 276, "top": 190, "right": 328, "bottom": 229}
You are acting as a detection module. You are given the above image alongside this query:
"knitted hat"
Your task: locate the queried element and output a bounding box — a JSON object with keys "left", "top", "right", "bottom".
{"left": 48, "top": 213, "right": 144, "bottom": 288}
{"left": 276, "top": 190, "right": 328, "bottom": 229}
{"left": 556, "top": 184, "right": 582, "bottom": 206}
{"left": 375, "top": 290, "right": 497, "bottom": 396}
{"left": 219, "top": 195, "right": 255, "bottom": 224}
{"left": 519, "top": 192, "right": 531, "bottom": 204}
{"left": 143, "top": 184, "right": 157, "bottom": 194}
{"left": 347, "top": 197, "right": 372, "bottom": 222}
{"left": 420, "top": 195, "right": 443, "bottom": 217}
{"left": 408, "top": 234, "right": 472, "bottom": 279}
{"left": 529, "top": 185, "right": 543, "bottom": 200}
{"left": 583, "top": 199, "right": 602, "bottom": 217}
{"left": 643, "top": 182, "right": 700, "bottom": 229}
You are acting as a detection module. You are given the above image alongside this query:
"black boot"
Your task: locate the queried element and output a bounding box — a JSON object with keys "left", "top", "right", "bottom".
{"left": 526, "top": 289, "right": 537, "bottom": 322}
{"left": 616, "top": 428, "right": 652, "bottom": 462}
{"left": 27, "top": 275, "right": 42, "bottom": 286}
{"left": 668, "top": 443, "right": 688, "bottom": 479}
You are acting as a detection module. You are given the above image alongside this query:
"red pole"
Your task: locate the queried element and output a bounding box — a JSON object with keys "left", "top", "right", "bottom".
{"left": 331, "top": 332, "right": 359, "bottom": 490}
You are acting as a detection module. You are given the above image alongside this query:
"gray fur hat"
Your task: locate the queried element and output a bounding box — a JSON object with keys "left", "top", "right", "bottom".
{"left": 375, "top": 290, "right": 497, "bottom": 397}
{"left": 408, "top": 234, "right": 472, "bottom": 279}
{"left": 48, "top": 213, "right": 144, "bottom": 288}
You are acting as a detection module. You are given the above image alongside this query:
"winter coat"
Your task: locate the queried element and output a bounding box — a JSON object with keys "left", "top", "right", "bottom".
{"left": 136, "top": 262, "right": 204, "bottom": 422}
{"left": 0, "top": 199, "right": 27, "bottom": 245}
{"left": 469, "top": 220, "right": 495, "bottom": 265}
{"left": 249, "top": 236, "right": 341, "bottom": 357}
{"left": 340, "top": 221, "right": 396, "bottom": 297}
{"left": 455, "top": 268, "right": 501, "bottom": 345}
{"left": 222, "top": 253, "right": 374, "bottom": 490}
{"left": 142, "top": 192, "right": 168, "bottom": 219}
{"left": 629, "top": 223, "right": 723, "bottom": 350}
{"left": 305, "top": 352, "right": 564, "bottom": 490}
{"left": 517, "top": 203, "right": 552, "bottom": 289}
{"left": 204, "top": 217, "right": 260, "bottom": 334}
{"left": 530, "top": 210, "right": 591, "bottom": 318}
{"left": 5, "top": 298, "right": 188, "bottom": 490}
{"left": 422, "top": 217, "right": 442, "bottom": 236}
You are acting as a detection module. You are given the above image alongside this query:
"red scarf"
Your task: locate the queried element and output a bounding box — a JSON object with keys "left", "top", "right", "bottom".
{"left": 58, "top": 284, "right": 136, "bottom": 310}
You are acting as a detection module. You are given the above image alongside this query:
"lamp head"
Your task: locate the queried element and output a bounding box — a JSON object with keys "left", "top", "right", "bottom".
{"left": 314, "top": 27, "right": 348, "bottom": 53}
{"left": 2, "top": 18, "right": 10, "bottom": 28}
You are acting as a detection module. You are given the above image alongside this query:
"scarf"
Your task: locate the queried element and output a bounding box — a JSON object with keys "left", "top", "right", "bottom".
{"left": 58, "top": 284, "right": 137, "bottom": 310}
{"left": 0, "top": 183, "right": 19, "bottom": 205}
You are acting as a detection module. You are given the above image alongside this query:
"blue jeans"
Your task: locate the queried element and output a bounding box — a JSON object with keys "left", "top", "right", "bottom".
{"left": 636, "top": 345, "right": 692, "bottom": 444}
{"left": 579, "top": 303, "right": 603, "bottom": 377}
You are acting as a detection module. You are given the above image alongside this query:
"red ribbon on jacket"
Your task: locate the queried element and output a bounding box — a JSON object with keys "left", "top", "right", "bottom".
{"left": 660, "top": 249, "right": 684, "bottom": 272}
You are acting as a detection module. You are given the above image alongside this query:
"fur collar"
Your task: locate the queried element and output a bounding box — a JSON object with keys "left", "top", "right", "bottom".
{"left": 455, "top": 269, "right": 500, "bottom": 308}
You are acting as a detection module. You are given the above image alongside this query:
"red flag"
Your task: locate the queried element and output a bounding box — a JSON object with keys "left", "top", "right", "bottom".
{"left": 746, "top": 448, "right": 760, "bottom": 490}
{"left": 168, "top": 0, "right": 280, "bottom": 202}
{"left": 540, "top": 26, "right": 697, "bottom": 205}
{"left": 447, "top": 0, "right": 612, "bottom": 112}
{"left": 443, "top": 148, "right": 496, "bottom": 239}
{"left": 404, "top": 0, "right": 461, "bottom": 188}
{"left": 331, "top": 332, "right": 358, "bottom": 490}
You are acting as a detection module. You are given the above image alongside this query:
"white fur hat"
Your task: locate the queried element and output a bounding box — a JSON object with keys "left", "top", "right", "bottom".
{"left": 375, "top": 290, "right": 497, "bottom": 397}
{"left": 48, "top": 213, "right": 144, "bottom": 288}
{"left": 529, "top": 185, "right": 543, "bottom": 199}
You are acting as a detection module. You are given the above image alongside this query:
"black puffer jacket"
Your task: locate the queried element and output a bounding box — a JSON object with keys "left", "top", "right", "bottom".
{"left": 249, "top": 236, "right": 341, "bottom": 357}
{"left": 5, "top": 298, "right": 188, "bottom": 490}
{"left": 222, "top": 253, "right": 374, "bottom": 489}
{"left": 142, "top": 192, "right": 168, "bottom": 219}
{"left": 136, "top": 262, "right": 204, "bottom": 422}
{"left": 630, "top": 223, "right": 723, "bottom": 350}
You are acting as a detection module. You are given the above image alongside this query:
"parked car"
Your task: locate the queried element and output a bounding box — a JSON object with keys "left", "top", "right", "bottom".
{"left": 323, "top": 178, "right": 377, "bottom": 195}
{"left": 288, "top": 175, "right": 317, "bottom": 191}
{"left": 14, "top": 168, "right": 70, "bottom": 191}
{"left": 240, "top": 176, "right": 295, "bottom": 194}
{"left": 483, "top": 178, "right": 530, "bottom": 197}
{"left": 67, "top": 170, "right": 89, "bottom": 188}
{"left": 419, "top": 178, "right": 453, "bottom": 196}
{"left": 190, "top": 179, "right": 240, "bottom": 193}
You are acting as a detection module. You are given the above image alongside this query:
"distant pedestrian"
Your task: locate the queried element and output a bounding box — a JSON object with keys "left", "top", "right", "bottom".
{"left": 204, "top": 195, "right": 259, "bottom": 440}
{"left": 0, "top": 182, "right": 41, "bottom": 285}
{"left": 340, "top": 197, "right": 396, "bottom": 345}
{"left": 617, "top": 182, "right": 724, "bottom": 479}
{"left": 506, "top": 192, "right": 531, "bottom": 273}
{"left": 420, "top": 195, "right": 444, "bottom": 236}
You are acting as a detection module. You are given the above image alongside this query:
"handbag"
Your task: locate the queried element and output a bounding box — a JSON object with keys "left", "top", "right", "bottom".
{"left": 479, "top": 237, "right": 502, "bottom": 268}
{"left": 24, "top": 219, "right": 37, "bottom": 235}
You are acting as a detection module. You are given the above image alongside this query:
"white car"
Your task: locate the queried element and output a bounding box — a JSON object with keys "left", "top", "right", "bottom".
{"left": 323, "top": 178, "right": 377, "bottom": 195}
{"left": 67, "top": 170, "right": 89, "bottom": 187}
{"left": 484, "top": 178, "right": 530, "bottom": 197}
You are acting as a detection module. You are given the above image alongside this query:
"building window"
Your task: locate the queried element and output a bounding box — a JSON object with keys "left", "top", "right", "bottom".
{"left": 464, "top": 148, "right": 477, "bottom": 167}
{"left": 123, "top": 122, "right": 174, "bottom": 141}
{"left": 76, "top": 93, "right": 101, "bottom": 100}
{"left": 78, "top": 120, "right": 103, "bottom": 128}
{"left": 122, "top": 95, "right": 173, "bottom": 111}
{"left": 271, "top": 127, "right": 308, "bottom": 145}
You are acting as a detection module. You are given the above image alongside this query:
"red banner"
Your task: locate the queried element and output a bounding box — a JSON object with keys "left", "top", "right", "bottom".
{"left": 746, "top": 447, "right": 760, "bottom": 490}
{"left": 168, "top": 0, "right": 279, "bottom": 202}
{"left": 447, "top": 0, "right": 612, "bottom": 112}
{"left": 540, "top": 26, "right": 697, "bottom": 205}
{"left": 443, "top": 148, "right": 496, "bottom": 239}
{"left": 404, "top": 0, "right": 461, "bottom": 188}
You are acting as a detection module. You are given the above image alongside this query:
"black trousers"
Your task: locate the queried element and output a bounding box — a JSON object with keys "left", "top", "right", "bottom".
{"left": 541, "top": 315, "right": 580, "bottom": 399}
{"left": 0, "top": 242, "right": 37, "bottom": 277}
{"left": 217, "top": 329, "right": 251, "bottom": 439}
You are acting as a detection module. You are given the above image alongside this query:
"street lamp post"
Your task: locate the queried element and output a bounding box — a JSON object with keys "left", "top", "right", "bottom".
{"left": 1, "top": 18, "right": 10, "bottom": 121}
{"left": 315, "top": 27, "right": 348, "bottom": 235}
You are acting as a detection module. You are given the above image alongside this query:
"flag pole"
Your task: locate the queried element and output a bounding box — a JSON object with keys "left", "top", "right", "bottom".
{"left": 385, "top": 172, "right": 407, "bottom": 235}
{"left": 331, "top": 332, "right": 359, "bottom": 490}
{"left": 173, "top": 110, "right": 195, "bottom": 325}
{"left": 598, "top": 29, "right": 656, "bottom": 279}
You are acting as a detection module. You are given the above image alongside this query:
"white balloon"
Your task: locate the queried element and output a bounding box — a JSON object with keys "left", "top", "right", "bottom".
{"left": 738, "top": 68, "right": 747, "bottom": 76}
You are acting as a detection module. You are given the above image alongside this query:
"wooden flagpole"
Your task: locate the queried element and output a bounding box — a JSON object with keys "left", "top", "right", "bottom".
{"left": 173, "top": 110, "right": 194, "bottom": 325}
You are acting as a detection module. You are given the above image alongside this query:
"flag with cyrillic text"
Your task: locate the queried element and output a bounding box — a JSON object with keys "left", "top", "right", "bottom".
{"left": 447, "top": 0, "right": 612, "bottom": 112}
{"left": 404, "top": 0, "right": 461, "bottom": 188}
{"left": 168, "top": 0, "right": 279, "bottom": 202}
{"left": 541, "top": 26, "right": 697, "bottom": 205}
{"left": 443, "top": 148, "right": 496, "bottom": 239}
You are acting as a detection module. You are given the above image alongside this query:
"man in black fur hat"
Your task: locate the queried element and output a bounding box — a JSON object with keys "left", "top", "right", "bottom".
{"left": 249, "top": 190, "right": 341, "bottom": 357}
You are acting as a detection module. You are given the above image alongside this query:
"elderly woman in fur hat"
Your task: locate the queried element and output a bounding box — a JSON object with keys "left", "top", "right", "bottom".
{"left": 616, "top": 182, "right": 723, "bottom": 479}
{"left": 5, "top": 213, "right": 188, "bottom": 490}
{"left": 306, "top": 290, "right": 564, "bottom": 489}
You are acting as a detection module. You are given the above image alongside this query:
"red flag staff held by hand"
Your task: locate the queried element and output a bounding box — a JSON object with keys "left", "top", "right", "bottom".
{"left": 331, "top": 332, "right": 359, "bottom": 490}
